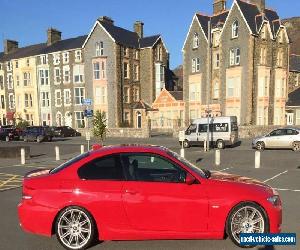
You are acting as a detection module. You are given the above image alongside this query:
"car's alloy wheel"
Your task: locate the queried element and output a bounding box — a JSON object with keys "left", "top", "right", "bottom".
{"left": 216, "top": 140, "right": 225, "bottom": 149}
{"left": 183, "top": 140, "right": 190, "bottom": 148}
{"left": 256, "top": 141, "right": 265, "bottom": 151}
{"left": 227, "top": 202, "right": 269, "bottom": 247}
{"left": 56, "top": 206, "right": 96, "bottom": 250}
{"left": 292, "top": 142, "right": 300, "bottom": 152}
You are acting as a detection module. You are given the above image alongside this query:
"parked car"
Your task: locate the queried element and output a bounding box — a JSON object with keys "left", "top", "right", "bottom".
{"left": 4, "top": 128, "right": 23, "bottom": 141}
{"left": 54, "top": 126, "right": 81, "bottom": 137}
{"left": 18, "top": 145, "right": 282, "bottom": 249}
{"left": 252, "top": 128, "right": 300, "bottom": 151}
{"left": 181, "top": 116, "right": 239, "bottom": 149}
{"left": 23, "top": 126, "right": 54, "bottom": 143}
{"left": 0, "top": 128, "right": 10, "bottom": 141}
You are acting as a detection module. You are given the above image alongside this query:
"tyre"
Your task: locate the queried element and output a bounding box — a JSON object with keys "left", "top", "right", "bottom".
{"left": 5, "top": 136, "right": 10, "bottom": 142}
{"left": 256, "top": 141, "right": 265, "bottom": 151}
{"left": 183, "top": 140, "right": 190, "bottom": 148}
{"left": 55, "top": 206, "right": 96, "bottom": 250}
{"left": 216, "top": 139, "right": 225, "bottom": 149}
{"left": 226, "top": 202, "right": 269, "bottom": 248}
{"left": 292, "top": 142, "right": 300, "bottom": 152}
{"left": 36, "top": 136, "right": 43, "bottom": 143}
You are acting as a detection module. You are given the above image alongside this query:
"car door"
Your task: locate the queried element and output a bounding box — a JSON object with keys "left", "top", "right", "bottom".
{"left": 286, "top": 129, "right": 299, "bottom": 148}
{"left": 185, "top": 124, "right": 198, "bottom": 145}
{"left": 75, "top": 154, "right": 130, "bottom": 232}
{"left": 265, "top": 129, "right": 284, "bottom": 148}
{"left": 121, "top": 153, "right": 208, "bottom": 233}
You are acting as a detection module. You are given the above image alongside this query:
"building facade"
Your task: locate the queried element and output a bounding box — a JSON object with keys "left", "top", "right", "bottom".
{"left": 183, "top": 0, "right": 290, "bottom": 126}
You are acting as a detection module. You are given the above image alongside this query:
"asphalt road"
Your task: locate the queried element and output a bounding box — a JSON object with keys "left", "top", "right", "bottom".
{"left": 0, "top": 136, "right": 299, "bottom": 250}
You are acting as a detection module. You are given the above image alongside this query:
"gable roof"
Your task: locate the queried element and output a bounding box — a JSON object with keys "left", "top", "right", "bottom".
{"left": 139, "top": 35, "right": 160, "bottom": 48}
{"left": 132, "top": 100, "right": 156, "bottom": 111}
{"left": 0, "top": 35, "right": 87, "bottom": 62}
{"left": 290, "top": 55, "right": 300, "bottom": 72}
{"left": 287, "top": 87, "right": 300, "bottom": 107}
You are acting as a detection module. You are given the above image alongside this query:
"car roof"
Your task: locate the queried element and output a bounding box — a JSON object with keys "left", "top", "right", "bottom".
{"left": 89, "top": 144, "right": 169, "bottom": 156}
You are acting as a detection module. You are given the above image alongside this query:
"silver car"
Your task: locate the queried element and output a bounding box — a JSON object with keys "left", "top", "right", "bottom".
{"left": 252, "top": 128, "right": 300, "bottom": 151}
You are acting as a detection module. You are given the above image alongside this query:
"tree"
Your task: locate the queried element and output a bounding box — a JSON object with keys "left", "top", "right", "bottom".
{"left": 16, "top": 118, "right": 30, "bottom": 130}
{"left": 92, "top": 110, "right": 107, "bottom": 143}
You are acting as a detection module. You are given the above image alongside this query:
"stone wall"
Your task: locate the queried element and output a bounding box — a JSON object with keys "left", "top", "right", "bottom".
{"left": 107, "top": 127, "right": 150, "bottom": 138}
{"left": 0, "top": 146, "right": 30, "bottom": 159}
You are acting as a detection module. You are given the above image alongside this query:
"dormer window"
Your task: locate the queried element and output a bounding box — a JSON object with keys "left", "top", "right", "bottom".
{"left": 157, "top": 45, "right": 162, "bottom": 61}
{"left": 193, "top": 33, "right": 199, "bottom": 48}
{"left": 232, "top": 20, "right": 239, "bottom": 38}
{"left": 261, "top": 25, "right": 267, "bottom": 40}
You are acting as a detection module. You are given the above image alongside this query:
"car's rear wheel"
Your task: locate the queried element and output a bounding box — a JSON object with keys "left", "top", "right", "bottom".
{"left": 292, "top": 142, "right": 300, "bottom": 152}
{"left": 56, "top": 206, "right": 96, "bottom": 250}
{"left": 183, "top": 140, "right": 190, "bottom": 148}
{"left": 226, "top": 202, "right": 269, "bottom": 248}
{"left": 256, "top": 141, "right": 265, "bottom": 151}
{"left": 216, "top": 139, "right": 225, "bottom": 149}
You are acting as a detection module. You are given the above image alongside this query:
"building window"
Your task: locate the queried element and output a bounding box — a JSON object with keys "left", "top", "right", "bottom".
{"left": 133, "top": 64, "right": 139, "bottom": 81}
{"left": 260, "top": 47, "right": 267, "bottom": 65}
{"left": 155, "top": 63, "right": 165, "bottom": 97}
{"left": 74, "top": 87, "right": 84, "bottom": 105}
{"left": 135, "top": 50, "right": 139, "bottom": 60}
{"left": 63, "top": 52, "right": 69, "bottom": 64}
{"left": 41, "top": 92, "right": 50, "bottom": 107}
{"left": 257, "top": 106, "right": 268, "bottom": 126}
{"left": 16, "top": 75, "right": 20, "bottom": 86}
{"left": 95, "top": 87, "right": 107, "bottom": 105}
{"left": 93, "top": 62, "right": 100, "bottom": 80}
{"left": 15, "top": 61, "right": 18, "bottom": 68}
{"left": 64, "top": 89, "right": 71, "bottom": 106}
{"left": 213, "top": 31, "right": 220, "bottom": 47}
{"left": 1, "top": 95, "right": 5, "bottom": 109}
{"left": 26, "top": 59, "right": 30, "bottom": 67}
{"left": 232, "top": 20, "right": 239, "bottom": 38}
{"left": 226, "top": 77, "right": 241, "bottom": 98}
{"left": 7, "top": 61, "right": 12, "bottom": 71}
{"left": 124, "top": 47, "right": 129, "bottom": 57}
{"left": 75, "top": 111, "right": 85, "bottom": 128}
{"left": 258, "top": 76, "right": 269, "bottom": 97}
{"left": 192, "top": 58, "right": 200, "bottom": 73}
{"left": 54, "top": 68, "right": 61, "bottom": 84}
{"left": 275, "top": 78, "right": 286, "bottom": 98}
{"left": 96, "top": 41, "right": 104, "bottom": 56}
{"left": 8, "top": 94, "right": 15, "bottom": 109}
{"left": 75, "top": 50, "right": 82, "bottom": 62}
{"left": 296, "top": 110, "right": 300, "bottom": 125}
{"left": 56, "top": 112, "right": 63, "bottom": 127}
{"left": 55, "top": 90, "right": 62, "bottom": 107}
{"left": 7, "top": 74, "right": 13, "bottom": 89}
{"left": 123, "top": 62, "right": 129, "bottom": 79}
{"left": 63, "top": 66, "right": 70, "bottom": 83}
{"left": 276, "top": 49, "right": 284, "bottom": 67}
{"left": 274, "top": 107, "right": 284, "bottom": 125}
{"left": 189, "top": 82, "right": 201, "bottom": 101}
{"left": 24, "top": 93, "right": 33, "bottom": 108}
{"left": 261, "top": 25, "right": 267, "bottom": 40}
{"left": 213, "top": 81, "right": 219, "bottom": 99}
{"left": 39, "top": 69, "right": 49, "bottom": 85}
{"left": 53, "top": 53, "right": 60, "bottom": 65}
{"left": 73, "top": 65, "right": 84, "bottom": 83}
{"left": 23, "top": 72, "right": 31, "bottom": 86}
{"left": 230, "top": 48, "right": 240, "bottom": 66}
{"left": 0, "top": 76, "right": 4, "bottom": 90}
{"left": 157, "top": 46, "right": 163, "bottom": 61}
{"left": 133, "top": 87, "right": 139, "bottom": 102}
{"left": 214, "top": 53, "right": 220, "bottom": 69}
{"left": 193, "top": 33, "right": 199, "bottom": 48}
{"left": 40, "top": 55, "right": 48, "bottom": 65}
{"left": 124, "top": 87, "right": 130, "bottom": 103}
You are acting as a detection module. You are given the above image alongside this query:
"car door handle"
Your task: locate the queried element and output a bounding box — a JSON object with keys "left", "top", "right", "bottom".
{"left": 124, "top": 189, "right": 138, "bottom": 195}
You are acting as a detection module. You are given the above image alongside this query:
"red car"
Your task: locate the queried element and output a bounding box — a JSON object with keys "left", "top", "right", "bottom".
{"left": 18, "top": 145, "right": 282, "bottom": 249}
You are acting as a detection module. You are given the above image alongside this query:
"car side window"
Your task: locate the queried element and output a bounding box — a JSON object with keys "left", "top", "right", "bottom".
{"left": 187, "top": 124, "right": 197, "bottom": 133}
{"left": 78, "top": 154, "right": 124, "bottom": 180}
{"left": 121, "top": 153, "right": 186, "bottom": 183}
{"left": 287, "top": 129, "right": 298, "bottom": 135}
{"left": 270, "top": 129, "right": 285, "bottom": 136}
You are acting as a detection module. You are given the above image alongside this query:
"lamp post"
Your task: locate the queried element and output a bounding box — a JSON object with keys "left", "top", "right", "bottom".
{"left": 206, "top": 20, "right": 212, "bottom": 152}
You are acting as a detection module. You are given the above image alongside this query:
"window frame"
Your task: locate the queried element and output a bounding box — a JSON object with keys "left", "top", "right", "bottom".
{"left": 232, "top": 20, "right": 239, "bottom": 38}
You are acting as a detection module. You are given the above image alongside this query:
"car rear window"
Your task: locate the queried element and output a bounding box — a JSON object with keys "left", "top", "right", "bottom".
{"left": 50, "top": 152, "right": 90, "bottom": 174}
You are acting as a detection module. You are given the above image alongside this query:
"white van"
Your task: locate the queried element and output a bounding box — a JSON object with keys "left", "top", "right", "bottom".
{"left": 180, "top": 116, "right": 239, "bottom": 149}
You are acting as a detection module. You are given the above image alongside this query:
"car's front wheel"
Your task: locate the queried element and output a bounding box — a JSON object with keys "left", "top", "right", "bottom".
{"left": 256, "top": 141, "right": 265, "bottom": 151}
{"left": 216, "top": 139, "right": 225, "bottom": 149}
{"left": 292, "top": 142, "right": 300, "bottom": 152}
{"left": 183, "top": 140, "right": 190, "bottom": 148}
{"left": 226, "top": 202, "right": 269, "bottom": 248}
{"left": 56, "top": 206, "right": 96, "bottom": 250}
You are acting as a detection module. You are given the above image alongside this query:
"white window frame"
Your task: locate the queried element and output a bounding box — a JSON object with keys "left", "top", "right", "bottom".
{"left": 41, "top": 92, "right": 50, "bottom": 107}
{"left": 39, "top": 69, "right": 49, "bottom": 85}
{"left": 23, "top": 72, "right": 31, "bottom": 86}
{"left": 133, "top": 64, "right": 139, "bottom": 81}
{"left": 124, "top": 87, "right": 130, "bottom": 103}
{"left": 63, "top": 52, "right": 69, "bottom": 64}
{"left": 54, "top": 67, "right": 61, "bottom": 84}
{"left": 75, "top": 111, "right": 85, "bottom": 128}
{"left": 40, "top": 55, "right": 48, "bottom": 65}
{"left": 55, "top": 89, "right": 62, "bottom": 107}
{"left": 7, "top": 74, "right": 13, "bottom": 89}
{"left": 232, "top": 20, "right": 239, "bottom": 38}
{"left": 214, "top": 53, "right": 220, "bottom": 69}
{"left": 193, "top": 33, "right": 199, "bottom": 48}
{"left": 213, "top": 81, "right": 219, "bottom": 99}
{"left": 7, "top": 61, "right": 12, "bottom": 71}
{"left": 96, "top": 41, "right": 104, "bottom": 56}
{"left": 8, "top": 93, "right": 15, "bottom": 109}
{"left": 123, "top": 62, "right": 129, "bottom": 79}
{"left": 53, "top": 53, "right": 60, "bottom": 65}
{"left": 63, "top": 65, "right": 70, "bottom": 84}
{"left": 74, "top": 87, "right": 84, "bottom": 105}
{"left": 75, "top": 50, "right": 82, "bottom": 62}
{"left": 73, "top": 65, "right": 84, "bottom": 83}
{"left": 101, "top": 61, "right": 106, "bottom": 79}
{"left": 296, "top": 110, "right": 300, "bottom": 125}
{"left": 64, "top": 89, "right": 71, "bottom": 106}
{"left": 93, "top": 62, "right": 100, "bottom": 80}
{"left": 189, "top": 82, "right": 201, "bottom": 101}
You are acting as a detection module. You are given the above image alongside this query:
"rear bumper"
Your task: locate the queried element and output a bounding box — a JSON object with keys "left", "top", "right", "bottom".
{"left": 18, "top": 200, "right": 57, "bottom": 237}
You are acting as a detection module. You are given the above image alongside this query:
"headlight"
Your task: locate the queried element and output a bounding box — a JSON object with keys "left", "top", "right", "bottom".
{"left": 267, "top": 195, "right": 281, "bottom": 206}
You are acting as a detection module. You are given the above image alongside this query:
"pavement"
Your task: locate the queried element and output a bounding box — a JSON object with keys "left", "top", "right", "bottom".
{"left": 0, "top": 136, "right": 299, "bottom": 250}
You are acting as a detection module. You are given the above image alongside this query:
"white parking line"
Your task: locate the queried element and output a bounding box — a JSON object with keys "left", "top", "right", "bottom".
{"left": 263, "top": 170, "right": 288, "bottom": 183}
{"left": 219, "top": 167, "right": 234, "bottom": 172}
{"left": 274, "top": 188, "right": 300, "bottom": 192}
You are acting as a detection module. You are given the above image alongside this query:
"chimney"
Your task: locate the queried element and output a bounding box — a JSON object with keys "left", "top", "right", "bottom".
{"left": 47, "top": 28, "right": 61, "bottom": 46}
{"left": 4, "top": 40, "right": 18, "bottom": 54}
{"left": 249, "top": 0, "right": 265, "bottom": 12}
{"left": 98, "top": 16, "right": 114, "bottom": 25}
{"left": 213, "top": 0, "right": 226, "bottom": 15}
{"left": 134, "top": 21, "right": 144, "bottom": 38}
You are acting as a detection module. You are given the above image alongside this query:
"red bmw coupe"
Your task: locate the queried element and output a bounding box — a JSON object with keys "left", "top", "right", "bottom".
{"left": 18, "top": 145, "right": 282, "bottom": 249}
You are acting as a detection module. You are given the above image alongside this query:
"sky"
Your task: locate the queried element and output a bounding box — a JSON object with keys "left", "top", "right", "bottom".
{"left": 0, "top": 0, "right": 299, "bottom": 69}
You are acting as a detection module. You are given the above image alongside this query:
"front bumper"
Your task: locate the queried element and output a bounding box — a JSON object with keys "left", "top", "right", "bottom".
{"left": 267, "top": 204, "right": 282, "bottom": 233}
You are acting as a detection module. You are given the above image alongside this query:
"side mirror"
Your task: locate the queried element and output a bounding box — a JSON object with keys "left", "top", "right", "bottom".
{"left": 186, "top": 173, "right": 196, "bottom": 185}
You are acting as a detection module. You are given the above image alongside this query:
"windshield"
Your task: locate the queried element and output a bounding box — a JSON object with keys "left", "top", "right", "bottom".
{"left": 50, "top": 152, "right": 90, "bottom": 174}
{"left": 166, "top": 149, "right": 207, "bottom": 178}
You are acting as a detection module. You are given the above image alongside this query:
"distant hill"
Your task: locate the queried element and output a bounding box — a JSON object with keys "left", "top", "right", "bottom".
{"left": 282, "top": 17, "right": 300, "bottom": 55}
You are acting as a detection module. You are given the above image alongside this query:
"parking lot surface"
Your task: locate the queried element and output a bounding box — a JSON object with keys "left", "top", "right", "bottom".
{"left": 0, "top": 137, "right": 299, "bottom": 250}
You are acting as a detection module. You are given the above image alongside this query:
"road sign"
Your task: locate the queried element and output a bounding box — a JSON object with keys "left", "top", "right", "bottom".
{"left": 83, "top": 98, "right": 92, "bottom": 106}
{"left": 84, "top": 109, "right": 94, "bottom": 118}
{"left": 179, "top": 130, "right": 185, "bottom": 142}
{"left": 85, "top": 132, "right": 91, "bottom": 141}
